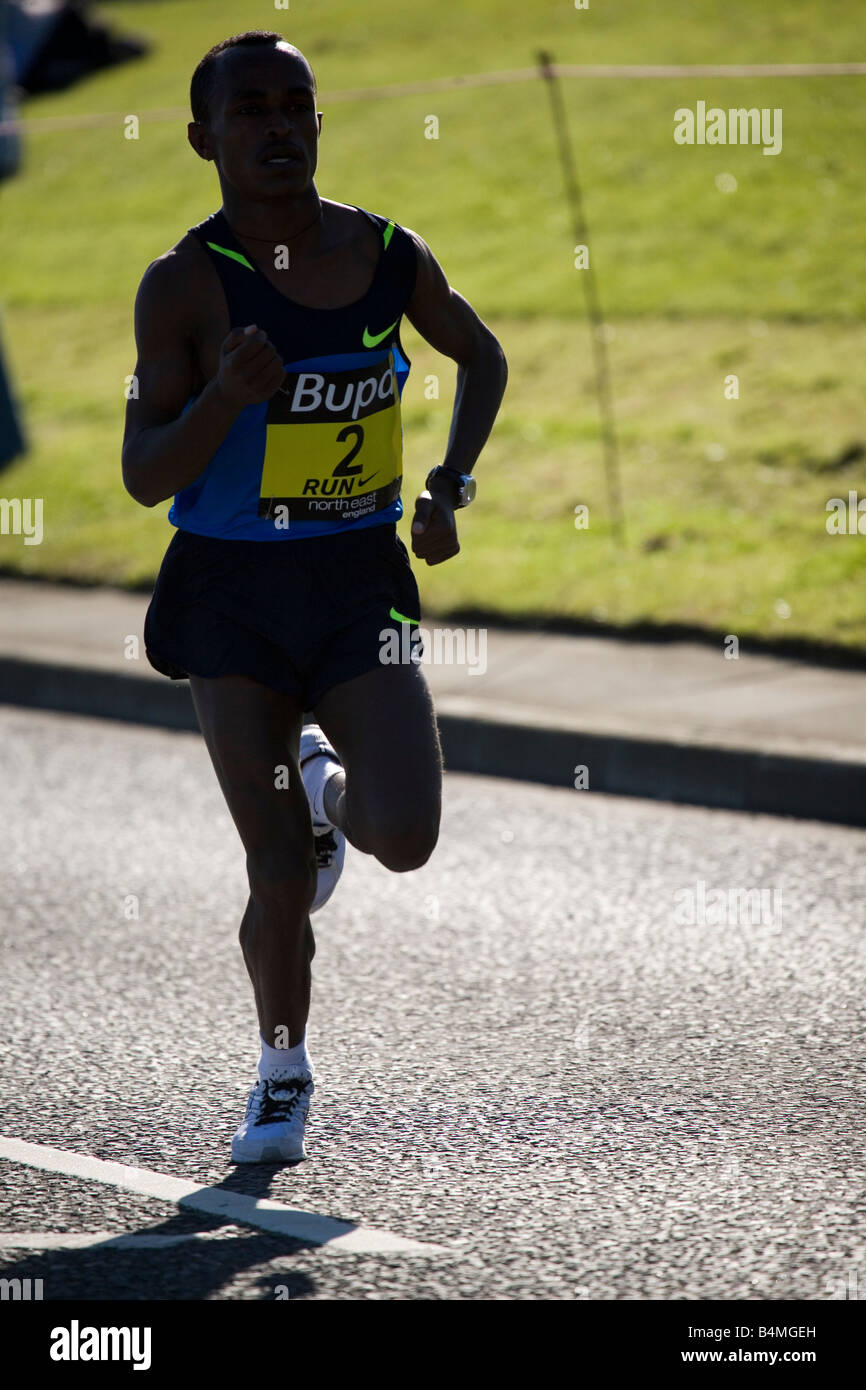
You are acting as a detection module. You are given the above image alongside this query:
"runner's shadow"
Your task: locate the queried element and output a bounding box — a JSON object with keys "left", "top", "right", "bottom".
{"left": 0, "top": 1227, "right": 317, "bottom": 1301}
{"left": 0, "top": 1165, "right": 354, "bottom": 1300}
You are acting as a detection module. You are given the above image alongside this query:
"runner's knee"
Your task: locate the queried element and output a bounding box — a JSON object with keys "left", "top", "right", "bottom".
{"left": 369, "top": 819, "right": 439, "bottom": 873}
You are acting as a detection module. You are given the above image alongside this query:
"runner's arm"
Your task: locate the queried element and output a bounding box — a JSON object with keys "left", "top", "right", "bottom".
{"left": 121, "top": 255, "right": 244, "bottom": 508}
{"left": 402, "top": 229, "right": 507, "bottom": 493}
{"left": 122, "top": 252, "right": 283, "bottom": 508}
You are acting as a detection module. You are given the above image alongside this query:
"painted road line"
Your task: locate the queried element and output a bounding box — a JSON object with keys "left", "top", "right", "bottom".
{"left": 0, "top": 1136, "right": 446, "bottom": 1257}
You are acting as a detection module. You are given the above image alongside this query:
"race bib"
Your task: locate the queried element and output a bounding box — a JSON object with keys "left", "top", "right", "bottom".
{"left": 258, "top": 351, "right": 402, "bottom": 522}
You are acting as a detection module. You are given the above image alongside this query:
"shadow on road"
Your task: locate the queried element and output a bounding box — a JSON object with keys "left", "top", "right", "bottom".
{"left": 0, "top": 1164, "right": 333, "bottom": 1300}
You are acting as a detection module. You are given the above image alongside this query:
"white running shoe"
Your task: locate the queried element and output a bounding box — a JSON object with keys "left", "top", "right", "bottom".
{"left": 231, "top": 1066, "right": 314, "bottom": 1164}
{"left": 299, "top": 723, "right": 346, "bottom": 913}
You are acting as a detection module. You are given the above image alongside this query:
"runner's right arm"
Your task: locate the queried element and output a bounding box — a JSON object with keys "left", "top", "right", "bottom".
{"left": 122, "top": 254, "right": 285, "bottom": 508}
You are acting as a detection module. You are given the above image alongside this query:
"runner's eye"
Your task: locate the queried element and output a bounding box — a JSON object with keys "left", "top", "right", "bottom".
{"left": 236, "top": 103, "right": 309, "bottom": 114}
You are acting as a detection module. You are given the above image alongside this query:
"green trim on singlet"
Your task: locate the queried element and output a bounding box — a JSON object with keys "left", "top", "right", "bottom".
{"left": 206, "top": 241, "right": 255, "bottom": 271}
{"left": 208, "top": 219, "right": 393, "bottom": 274}
{"left": 389, "top": 605, "right": 418, "bottom": 624}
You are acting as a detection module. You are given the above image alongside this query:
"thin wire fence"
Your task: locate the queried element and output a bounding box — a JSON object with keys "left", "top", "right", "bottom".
{"left": 5, "top": 60, "right": 865, "bottom": 134}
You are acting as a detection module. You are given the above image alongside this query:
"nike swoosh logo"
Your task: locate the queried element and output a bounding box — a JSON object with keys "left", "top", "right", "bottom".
{"left": 358, "top": 473, "right": 378, "bottom": 488}
{"left": 362, "top": 319, "right": 398, "bottom": 348}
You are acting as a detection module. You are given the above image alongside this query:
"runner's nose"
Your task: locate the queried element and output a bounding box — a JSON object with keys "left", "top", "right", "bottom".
{"left": 264, "top": 111, "right": 296, "bottom": 141}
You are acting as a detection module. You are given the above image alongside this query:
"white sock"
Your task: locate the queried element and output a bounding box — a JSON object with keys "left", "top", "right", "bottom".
{"left": 258, "top": 1032, "right": 312, "bottom": 1079}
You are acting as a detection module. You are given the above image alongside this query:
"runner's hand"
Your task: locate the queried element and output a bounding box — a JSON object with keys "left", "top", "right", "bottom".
{"left": 215, "top": 325, "right": 285, "bottom": 409}
{"left": 410, "top": 489, "right": 460, "bottom": 565}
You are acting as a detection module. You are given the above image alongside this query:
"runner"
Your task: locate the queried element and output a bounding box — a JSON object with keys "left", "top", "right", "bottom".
{"left": 122, "top": 30, "right": 507, "bottom": 1163}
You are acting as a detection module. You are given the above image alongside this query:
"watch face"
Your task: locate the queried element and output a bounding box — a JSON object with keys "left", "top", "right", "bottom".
{"left": 428, "top": 467, "right": 475, "bottom": 504}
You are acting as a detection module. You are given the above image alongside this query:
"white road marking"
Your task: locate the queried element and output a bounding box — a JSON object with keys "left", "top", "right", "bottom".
{"left": 0, "top": 1136, "right": 446, "bottom": 1257}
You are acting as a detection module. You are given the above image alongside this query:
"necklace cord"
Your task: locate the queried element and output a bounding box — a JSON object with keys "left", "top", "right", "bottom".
{"left": 226, "top": 208, "right": 324, "bottom": 243}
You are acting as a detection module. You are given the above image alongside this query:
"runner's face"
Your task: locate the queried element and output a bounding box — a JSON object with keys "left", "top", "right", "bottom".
{"left": 206, "top": 47, "right": 321, "bottom": 197}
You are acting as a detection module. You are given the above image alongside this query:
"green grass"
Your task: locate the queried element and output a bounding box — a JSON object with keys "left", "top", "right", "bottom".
{"left": 1, "top": 0, "right": 865, "bottom": 652}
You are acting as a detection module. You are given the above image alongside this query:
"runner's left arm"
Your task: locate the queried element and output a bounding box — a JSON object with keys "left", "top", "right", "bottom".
{"left": 402, "top": 229, "right": 508, "bottom": 565}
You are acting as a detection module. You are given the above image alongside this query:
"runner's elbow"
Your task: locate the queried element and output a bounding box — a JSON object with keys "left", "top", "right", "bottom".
{"left": 122, "top": 454, "right": 160, "bottom": 508}
{"left": 470, "top": 326, "right": 507, "bottom": 381}
{"left": 487, "top": 332, "right": 507, "bottom": 380}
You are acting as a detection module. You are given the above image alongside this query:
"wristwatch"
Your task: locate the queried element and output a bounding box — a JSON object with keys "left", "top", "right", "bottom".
{"left": 425, "top": 464, "right": 477, "bottom": 509}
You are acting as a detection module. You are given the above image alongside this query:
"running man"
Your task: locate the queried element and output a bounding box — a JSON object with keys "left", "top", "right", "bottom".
{"left": 122, "top": 30, "right": 507, "bottom": 1163}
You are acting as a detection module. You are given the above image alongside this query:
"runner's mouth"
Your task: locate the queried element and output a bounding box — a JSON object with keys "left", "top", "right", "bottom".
{"left": 261, "top": 150, "right": 304, "bottom": 166}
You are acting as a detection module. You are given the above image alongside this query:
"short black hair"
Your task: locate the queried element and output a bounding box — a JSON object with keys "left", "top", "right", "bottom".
{"left": 190, "top": 31, "right": 317, "bottom": 125}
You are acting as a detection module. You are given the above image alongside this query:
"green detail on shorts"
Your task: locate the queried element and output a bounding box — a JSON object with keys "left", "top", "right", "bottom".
{"left": 383, "top": 220, "right": 395, "bottom": 250}
{"left": 207, "top": 241, "right": 255, "bottom": 271}
{"left": 389, "top": 605, "right": 418, "bottom": 625}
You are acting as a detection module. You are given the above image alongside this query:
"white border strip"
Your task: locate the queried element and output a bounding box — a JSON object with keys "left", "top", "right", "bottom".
{"left": 6, "top": 62, "right": 865, "bottom": 135}
{"left": 0, "top": 1136, "right": 445, "bottom": 1257}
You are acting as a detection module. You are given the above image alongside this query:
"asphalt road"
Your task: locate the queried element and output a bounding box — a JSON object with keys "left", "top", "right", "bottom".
{"left": 1, "top": 705, "right": 864, "bottom": 1302}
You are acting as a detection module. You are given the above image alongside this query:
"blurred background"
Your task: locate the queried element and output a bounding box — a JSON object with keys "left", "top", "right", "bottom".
{"left": 1, "top": 0, "right": 864, "bottom": 657}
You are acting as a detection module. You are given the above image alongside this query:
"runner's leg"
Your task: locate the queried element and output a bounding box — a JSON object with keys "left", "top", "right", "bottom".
{"left": 188, "top": 673, "right": 314, "bottom": 1049}
{"left": 312, "top": 659, "right": 442, "bottom": 872}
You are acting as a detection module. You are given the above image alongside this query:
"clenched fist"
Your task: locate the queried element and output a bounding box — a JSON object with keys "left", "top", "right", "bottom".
{"left": 215, "top": 324, "right": 285, "bottom": 410}
{"left": 411, "top": 489, "right": 460, "bottom": 565}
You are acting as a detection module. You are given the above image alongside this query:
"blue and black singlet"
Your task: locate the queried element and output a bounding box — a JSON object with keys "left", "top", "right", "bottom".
{"left": 168, "top": 205, "right": 418, "bottom": 541}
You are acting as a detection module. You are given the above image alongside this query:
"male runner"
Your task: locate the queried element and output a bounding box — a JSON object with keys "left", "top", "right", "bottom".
{"left": 122, "top": 30, "right": 507, "bottom": 1163}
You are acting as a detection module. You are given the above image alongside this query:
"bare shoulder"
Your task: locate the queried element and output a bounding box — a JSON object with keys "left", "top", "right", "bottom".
{"left": 321, "top": 198, "right": 391, "bottom": 257}
{"left": 397, "top": 223, "right": 448, "bottom": 297}
{"left": 132, "top": 233, "right": 227, "bottom": 387}
{"left": 398, "top": 223, "right": 449, "bottom": 300}
{"left": 135, "top": 231, "right": 212, "bottom": 312}
{"left": 399, "top": 223, "right": 434, "bottom": 260}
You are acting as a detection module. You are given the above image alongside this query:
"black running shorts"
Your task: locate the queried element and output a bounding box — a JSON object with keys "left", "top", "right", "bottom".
{"left": 144, "top": 521, "right": 422, "bottom": 707}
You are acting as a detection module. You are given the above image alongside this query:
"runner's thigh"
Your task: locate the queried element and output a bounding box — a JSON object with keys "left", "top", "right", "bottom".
{"left": 312, "top": 659, "right": 442, "bottom": 839}
{"left": 189, "top": 673, "right": 312, "bottom": 870}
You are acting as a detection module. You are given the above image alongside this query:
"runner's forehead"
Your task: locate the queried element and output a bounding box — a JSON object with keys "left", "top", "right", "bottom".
{"left": 215, "top": 46, "right": 316, "bottom": 105}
